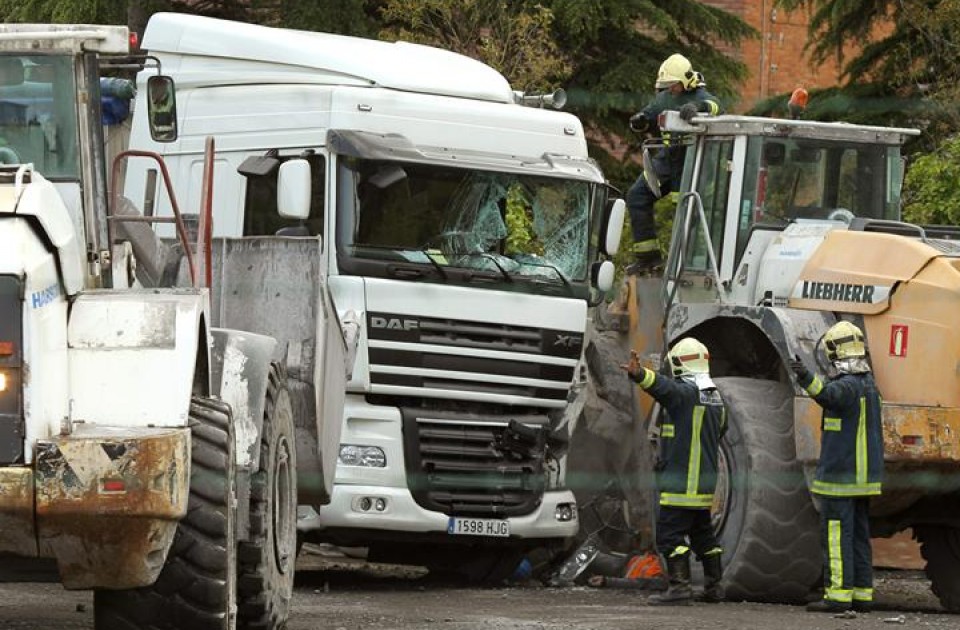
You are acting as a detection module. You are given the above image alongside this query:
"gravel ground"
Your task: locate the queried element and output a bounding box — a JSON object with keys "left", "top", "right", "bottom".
{"left": 0, "top": 550, "right": 952, "bottom": 630}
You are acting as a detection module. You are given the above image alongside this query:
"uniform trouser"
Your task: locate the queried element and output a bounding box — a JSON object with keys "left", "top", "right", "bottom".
{"left": 625, "top": 171, "right": 676, "bottom": 243}
{"left": 656, "top": 505, "right": 721, "bottom": 560}
{"left": 819, "top": 496, "right": 873, "bottom": 604}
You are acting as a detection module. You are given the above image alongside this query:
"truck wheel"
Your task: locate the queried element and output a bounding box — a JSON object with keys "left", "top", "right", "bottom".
{"left": 94, "top": 396, "right": 237, "bottom": 630}
{"left": 916, "top": 526, "right": 960, "bottom": 611}
{"left": 712, "top": 377, "right": 821, "bottom": 604}
{"left": 237, "top": 364, "right": 297, "bottom": 630}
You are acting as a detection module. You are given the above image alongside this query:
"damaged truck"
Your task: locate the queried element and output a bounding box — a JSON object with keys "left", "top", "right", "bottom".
{"left": 122, "top": 12, "right": 626, "bottom": 582}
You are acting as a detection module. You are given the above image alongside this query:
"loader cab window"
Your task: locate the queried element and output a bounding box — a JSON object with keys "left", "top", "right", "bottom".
{"left": 677, "top": 137, "right": 733, "bottom": 273}
{"left": 0, "top": 54, "right": 79, "bottom": 179}
{"left": 737, "top": 137, "right": 898, "bottom": 261}
{"left": 241, "top": 152, "right": 325, "bottom": 237}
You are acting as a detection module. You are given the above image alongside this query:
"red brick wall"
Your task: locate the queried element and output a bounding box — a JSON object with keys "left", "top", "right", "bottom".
{"left": 700, "top": 0, "right": 846, "bottom": 111}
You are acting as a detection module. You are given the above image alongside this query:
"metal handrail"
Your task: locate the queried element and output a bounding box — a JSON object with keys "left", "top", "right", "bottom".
{"left": 107, "top": 139, "right": 216, "bottom": 289}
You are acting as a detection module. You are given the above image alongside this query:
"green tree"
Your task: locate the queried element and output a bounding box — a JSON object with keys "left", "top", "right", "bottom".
{"left": 378, "top": 0, "right": 571, "bottom": 93}
{"left": 902, "top": 133, "right": 960, "bottom": 225}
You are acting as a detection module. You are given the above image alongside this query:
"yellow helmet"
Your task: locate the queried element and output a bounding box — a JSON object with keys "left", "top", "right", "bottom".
{"left": 822, "top": 321, "right": 866, "bottom": 361}
{"left": 667, "top": 337, "right": 710, "bottom": 377}
{"left": 655, "top": 53, "right": 698, "bottom": 90}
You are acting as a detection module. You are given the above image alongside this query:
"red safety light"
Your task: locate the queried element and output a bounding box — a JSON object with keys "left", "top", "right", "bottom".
{"left": 0, "top": 341, "right": 13, "bottom": 356}
{"left": 129, "top": 31, "right": 139, "bottom": 51}
{"left": 102, "top": 479, "right": 127, "bottom": 493}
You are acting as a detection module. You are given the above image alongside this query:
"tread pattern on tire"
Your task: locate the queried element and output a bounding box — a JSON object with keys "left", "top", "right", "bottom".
{"left": 916, "top": 525, "right": 960, "bottom": 612}
{"left": 714, "top": 377, "right": 822, "bottom": 604}
{"left": 94, "top": 397, "right": 236, "bottom": 630}
{"left": 236, "top": 364, "right": 297, "bottom": 630}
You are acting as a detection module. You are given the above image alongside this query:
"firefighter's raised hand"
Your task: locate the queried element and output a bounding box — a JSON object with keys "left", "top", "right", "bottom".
{"left": 620, "top": 350, "right": 642, "bottom": 379}
{"left": 789, "top": 354, "right": 812, "bottom": 383}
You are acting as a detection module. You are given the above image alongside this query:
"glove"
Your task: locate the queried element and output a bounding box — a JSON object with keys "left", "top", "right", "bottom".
{"left": 789, "top": 354, "right": 812, "bottom": 384}
{"left": 679, "top": 102, "right": 700, "bottom": 122}
{"left": 629, "top": 112, "right": 650, "bottom": 133}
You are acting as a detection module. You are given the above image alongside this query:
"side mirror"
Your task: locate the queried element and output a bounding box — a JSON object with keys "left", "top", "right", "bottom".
{"left": 147, "top": 75, "right": 178, "bottom": 143}
{"left": 591, "top": 260, "right": 615, "bottom": 293}
{"left": 603, "top": 198, "right": 626, "bottom": 256}
{"left": 277, "top": 159, "right": 311, "bottom": 220}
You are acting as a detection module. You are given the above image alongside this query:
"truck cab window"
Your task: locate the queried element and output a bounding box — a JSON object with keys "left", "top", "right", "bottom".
{"left": 242, "top": 153, "right": 325, "bottom": 237}
{"left": 680, "top": 137, "right": 732, "bottom": 273}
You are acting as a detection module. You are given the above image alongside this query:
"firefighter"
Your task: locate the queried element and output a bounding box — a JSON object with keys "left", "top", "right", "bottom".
{"left": 789, "top": 321, "right": 884, "bottom": 613}
{"left": 622, "top": 338, "right": 727, "bottom": 605}
{"left": 625, "top": 54, "right": 723, "bottom": 273}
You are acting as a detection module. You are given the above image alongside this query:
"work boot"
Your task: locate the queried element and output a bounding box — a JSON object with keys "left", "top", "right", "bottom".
{"left": 625, "top": 250, "right": 663, "bottom": 275}
{"left": 852, "top": 600, "right": 873, "bottom": 613}
{"left": 805, "top": 599, "right": 850, "bottom": 613}
{"left": 698, "top": 553, "right": 724, "bottom": 603}
{"left": 648, "top": 555, "right": 692, "bottom": 606}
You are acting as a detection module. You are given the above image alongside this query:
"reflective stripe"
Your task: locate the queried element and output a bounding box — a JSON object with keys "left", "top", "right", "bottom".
{"left": 661, "top": 424, "right": 675, "bottom": 438}
{"left": 660, "top": 492, "right": 714, "bottom": 508}
{"left": 631, "top": 239, "right": 659, "bottom": 253}
{"left": 824, "top": 417, "right": 841, "bottom": 432}
{"left": 705, "top": 100, "right": 720, "bottom": 115}
{"left": 811, "top": 480, "right": 882, "bottom": 496}
{"left": 853, "top": 587, "right": 874, "bottom": 602}
{"left": 825, "top": 588, "right": 853, "bottom": 603}
{"left": 856, "top": 397, "right": 868, "bottom": 487}
{"left": 828, "top": 519, "right": 843, "bottom": 593}
{"left": 687, "top": 406, "right": 704, "bottom": 496}
{"left": 639, "top": 368, "right": 656, "bottom": 389}
{"left": 669, "top": 545, "right": 690, "bottom": 557}
{"left": 704, "top": 547, "right": 723, "bottom": 557}
{"left": 806, "top": 375, "right": 823, "bottom": 396}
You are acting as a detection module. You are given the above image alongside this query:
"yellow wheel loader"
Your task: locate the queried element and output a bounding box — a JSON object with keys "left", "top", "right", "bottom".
{"left": 620, "top": 111, "right": 960, "bottom": 608}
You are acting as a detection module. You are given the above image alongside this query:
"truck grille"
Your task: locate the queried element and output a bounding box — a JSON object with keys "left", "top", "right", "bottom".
{"left": 402, "top": 411, "right": 546, "bottom": 517}
{"left": 367, "top": 312, "right": 582, "bottom": 407}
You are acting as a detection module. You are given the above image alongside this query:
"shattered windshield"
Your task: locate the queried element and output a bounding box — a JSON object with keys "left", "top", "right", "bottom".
{"left": 0, "top": 54, "right": 79, "bottom": 179}
{"left": 336, "top": 157, "right": 595, "bottom": 289}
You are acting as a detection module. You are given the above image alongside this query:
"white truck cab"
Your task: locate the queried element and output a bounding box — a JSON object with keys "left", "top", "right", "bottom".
{"left": 126, "top": 13, "right": 624, "bottom": 581}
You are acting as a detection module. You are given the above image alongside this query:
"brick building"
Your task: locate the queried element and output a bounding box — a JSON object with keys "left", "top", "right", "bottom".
{"left": 702, "top": 0, "right": 846, "bottom": 111}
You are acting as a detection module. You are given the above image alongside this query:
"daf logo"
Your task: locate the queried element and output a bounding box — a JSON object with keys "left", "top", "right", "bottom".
{"left": 554, "top": 334, "right": 581, "bottom": 348}
{"left": 370, "top": 316, "right": 419, "bottom": 331}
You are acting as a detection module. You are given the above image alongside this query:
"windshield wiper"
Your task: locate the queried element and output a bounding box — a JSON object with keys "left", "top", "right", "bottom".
{"left": 509, "top": 258, "right": 575, "bottom": 297}
{"left": 454, "top": 252, "right": 513, "bottom": 283}
{"left": 352, "top": 244, "right": 448, "bottom": 280}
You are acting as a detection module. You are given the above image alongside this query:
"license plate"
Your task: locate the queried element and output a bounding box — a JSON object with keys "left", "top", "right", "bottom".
{"left": 447, "top": 516, "right": 510, "bottom": 537}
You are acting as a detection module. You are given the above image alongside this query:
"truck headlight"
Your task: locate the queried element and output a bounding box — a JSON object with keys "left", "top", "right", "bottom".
{"left": 338, "top": 444, "right": 386, "bottom": 468}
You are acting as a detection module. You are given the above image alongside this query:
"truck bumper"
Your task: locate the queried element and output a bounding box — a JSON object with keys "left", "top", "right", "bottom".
{"left": 302, "top": 485, "right": 579, "bottom": 541}
{"left": 0, "top": 426, "right": 190, "bottom": 589}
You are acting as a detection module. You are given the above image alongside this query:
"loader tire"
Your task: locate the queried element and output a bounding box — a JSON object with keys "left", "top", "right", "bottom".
{"left": 916, "top": 526, "right": 960, "bottom": 612}
{"left": 237, "top": 364, "right": 297, "bottom": 629}
{"left": 712, "top": 377, "right": 821, "bottom": 604}
{"left": 94, "top": 396, "right": 237, "bottom": 630}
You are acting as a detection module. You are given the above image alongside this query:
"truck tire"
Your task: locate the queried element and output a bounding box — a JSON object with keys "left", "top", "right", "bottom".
{"left": 712, "top": 377, "right": 821, "bottom": 604}
{"left": 94, "top": 396, "right": 237, "bottom": 630}
{"left": 237, "top": 364, "right": 297, "bottom": 629}
{"left": 916, "top": 526, "right": 960, "bottom": 612}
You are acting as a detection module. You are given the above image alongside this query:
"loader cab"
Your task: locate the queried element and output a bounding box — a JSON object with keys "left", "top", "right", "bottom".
{"left": 662, "top": 113, "right": 915, "bottom": 304}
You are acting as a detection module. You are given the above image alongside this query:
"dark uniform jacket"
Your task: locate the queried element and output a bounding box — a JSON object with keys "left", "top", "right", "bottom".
{"left": 634, "top": 86, "right": 723, "bottom": 179}
{"left": 798, "top": 371, "right": 884, "bottom": 497}
{"left": 632, "top": 368, "right": 727, "bottom": 508}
